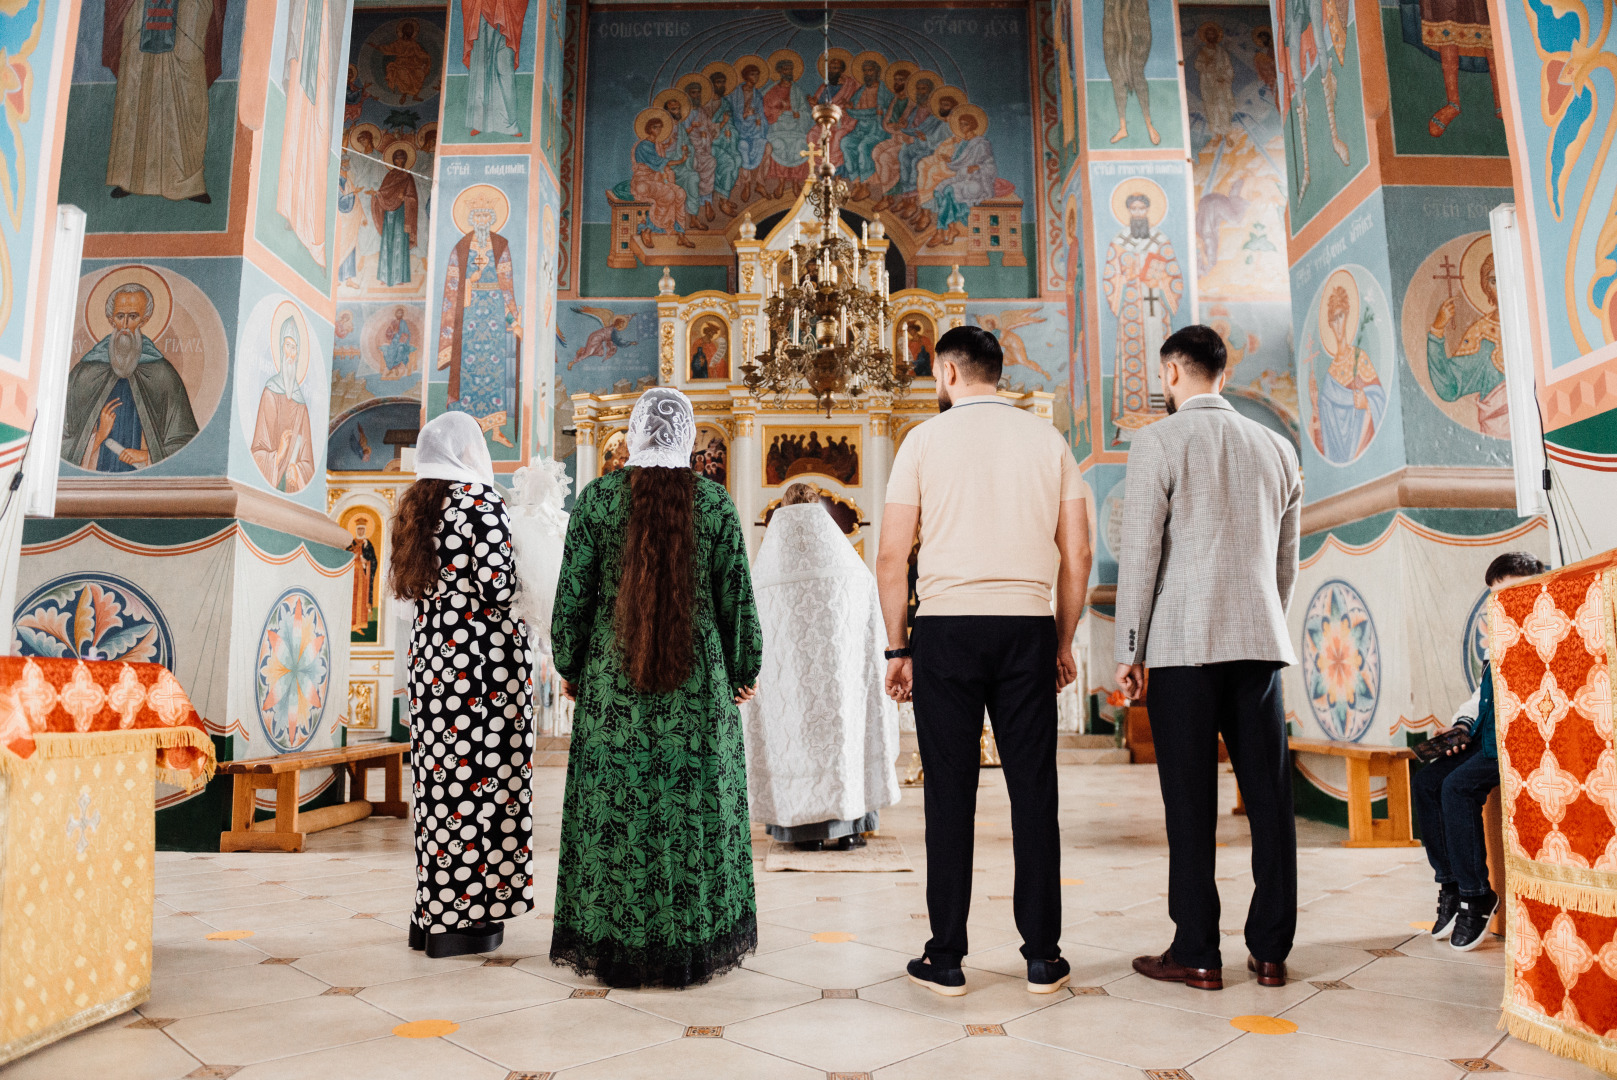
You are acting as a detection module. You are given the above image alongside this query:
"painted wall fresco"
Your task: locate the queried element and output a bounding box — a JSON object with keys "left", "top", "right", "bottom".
{"left": 59, "top": 0, "right": 245, "bottom": 235}
{"left": 1090, "top": 160, "right": 1194, "bottom": 448}
{"left": 442, "top": 0, "right": 537, "bottom": 144}
{"left": 1272, "top": 0, "right": 1369, "bottom": 234}
{"left": 577, "top": 7, "right": 1035, "bottom": 294}
{"left": 0, "top": 0, "right": 73, "bottom": 433}
{"left": 1289, "top": 189, "right": 1404, "bottom": 501}
{"left": 61, "top": 260, "right": 239, "bottom": 478}
{"left": 425, "top": 156, "right": 527, "bottom": 459}
{"left": 327, "top": 7, "right": 445, "bottom": 474}
{"left": 1387, "top": 185, "right": 1515, "bottom": 467}
{"left": 233, "top": 266, "right": 331, "bottom": 503}
{"left": 1494, "top": 0, "right": 1617, "bottom": 432}
{"left": 1379, "top": 0, "right": 1507, "bottom": 156}
{"left": 1182, "top": 5, "right": 1296, "bottom": 447}
{"left": 1060, "top": 169, "right": 1093, "bottom": 462}
{"left": 255, "top": 0, "right": 354, "bottom": 291}
{"left": 1080, "top": 0, "right": 1185, "bottom": 150}
{"left": 336, "top": 9, "right": 443, "bottom": 299}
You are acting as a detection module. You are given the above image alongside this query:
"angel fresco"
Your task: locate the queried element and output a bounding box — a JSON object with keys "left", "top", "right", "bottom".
{"left": 568, "top": 306, "right": 639, "bottom": 369}
{"left": 974, "top": 308, "right": 1052, "bottom": 380}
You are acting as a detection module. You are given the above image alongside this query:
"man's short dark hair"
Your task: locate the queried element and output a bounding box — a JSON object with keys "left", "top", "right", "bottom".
{"left": 934, "top": 325, "right": 1003, "bottom": 384}
{"left": 1160, "top": 324, "right": 1227, "bottom": 380}
{"left": 1485, "top": 551, "right": 1546, "bottom": 586}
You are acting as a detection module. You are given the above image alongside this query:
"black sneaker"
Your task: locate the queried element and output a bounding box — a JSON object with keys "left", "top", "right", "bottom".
{"left": 1450, "top": 891, "right": 1498, "bottom": 952}
{"left": 907, "top": 955, "right": 967, "bottom": 997}
{"left": 1432, "top": 884, "right": 1461, "bottom": 940}
{"left": 1026, "top": 956, "right": 1071, "bottom": 994}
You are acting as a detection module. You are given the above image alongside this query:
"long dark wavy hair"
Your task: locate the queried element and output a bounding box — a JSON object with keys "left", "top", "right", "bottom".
{"left": 389, "top": 478, "right": 453, "bottom": 601}
{"left": 615, "top": 466, "right": 697, "bottom": 693}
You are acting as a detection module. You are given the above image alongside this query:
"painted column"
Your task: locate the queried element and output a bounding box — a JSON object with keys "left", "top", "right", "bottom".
{"left": 865, "top": 403, "right": 893, "bottom": 573}
{"left": 571, "top": 396, "right": 598, "bottom": 497}
{"left": 730, "top": 401, "right": 759, "bottom": 557}
{"left": 1268, "top": 0, "right": 1550, "bottom": 827}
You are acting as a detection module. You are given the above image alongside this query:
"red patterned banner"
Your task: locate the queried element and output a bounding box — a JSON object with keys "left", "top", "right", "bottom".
{"left": 1493, "top": 551, "right": 1617, "bottom": 1072}
{"left": 0, "top": 657, "right": 214, "bottom": 791}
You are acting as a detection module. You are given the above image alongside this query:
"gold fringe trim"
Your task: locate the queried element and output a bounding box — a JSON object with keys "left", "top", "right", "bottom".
{"left": 1507, "top": 853, "right": 1617, "bottom": 909}
{"left": 1502, "top": 1005, "right": 1617, "bottom": 1077}
{"left": 0, "top": 729, "right": 216, "bottom": 792}
{"left": 0, "top": 984, "right": 149, "bottom": 1066}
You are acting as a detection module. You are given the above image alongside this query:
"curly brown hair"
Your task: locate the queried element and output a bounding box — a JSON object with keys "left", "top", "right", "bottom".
{"left": 389, "top": 479, "right": 452, "bottom": 601}
{"left": 615, "top": 467, "right": 697, "bottom": 693}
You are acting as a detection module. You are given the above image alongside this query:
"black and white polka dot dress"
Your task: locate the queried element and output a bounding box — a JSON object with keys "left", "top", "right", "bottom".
{"left": 408, "top": 482, "right": 535, "bottom": 935}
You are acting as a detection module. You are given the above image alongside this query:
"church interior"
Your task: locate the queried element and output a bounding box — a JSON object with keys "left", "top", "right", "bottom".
{"left": 0, "top": 0, "right": 1616, "bottom": 1076}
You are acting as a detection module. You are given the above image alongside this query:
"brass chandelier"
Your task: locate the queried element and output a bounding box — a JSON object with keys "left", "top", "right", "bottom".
{"left": 741, "top": 100, "right": 910, "bottom": 416}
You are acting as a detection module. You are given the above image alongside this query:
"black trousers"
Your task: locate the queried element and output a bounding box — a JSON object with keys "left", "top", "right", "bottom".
{"left": 1146, "top": 661, "right": 1296, "bottom": 970}
{"left": 1412, "top": 742, "right": 1498, "bottom": 896}
{"left": 912, "top": 615, "right": 1061, "bottom": 967}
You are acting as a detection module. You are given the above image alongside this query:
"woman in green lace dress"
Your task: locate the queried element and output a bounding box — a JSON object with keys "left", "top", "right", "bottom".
{"left": 550, "top": 388, "right": 763, "bottom": 988}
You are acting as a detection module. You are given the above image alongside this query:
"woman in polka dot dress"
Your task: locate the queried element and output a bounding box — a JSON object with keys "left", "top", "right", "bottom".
{"left": 389, "top": 412, "right": 534, "bottom": 959}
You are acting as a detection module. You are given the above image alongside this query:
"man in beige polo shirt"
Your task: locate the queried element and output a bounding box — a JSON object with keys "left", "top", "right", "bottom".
{"left": 877, "top": 325, "right": 1091, "bottom": 997}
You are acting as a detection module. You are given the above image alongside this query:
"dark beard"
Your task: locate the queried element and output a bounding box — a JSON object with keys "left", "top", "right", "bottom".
{"left": 1130, "top": 219, "right": 1150, "bottom": 240}
{"left": 1164, "top": 394, "right": 1177, "bottom": 416}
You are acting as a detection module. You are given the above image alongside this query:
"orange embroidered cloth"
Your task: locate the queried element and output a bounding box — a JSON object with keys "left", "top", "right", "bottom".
{"left": 1492, "top": 550, "right": 1617, "bottom": 1073}
{"left": 0, "top": 657, "right": 214, "bottom": 791}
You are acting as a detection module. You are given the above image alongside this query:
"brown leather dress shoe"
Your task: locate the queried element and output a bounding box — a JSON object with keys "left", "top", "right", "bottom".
{"left": 1132, "top": 949, "right": 1223, "bottom": 990}
{"left": 1247, "top": 956, "right": 1286, "bottom": 986}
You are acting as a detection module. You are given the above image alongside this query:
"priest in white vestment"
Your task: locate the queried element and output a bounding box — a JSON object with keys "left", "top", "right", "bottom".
{"left": 743, "top": 485, "right": 900, "bottom": 851}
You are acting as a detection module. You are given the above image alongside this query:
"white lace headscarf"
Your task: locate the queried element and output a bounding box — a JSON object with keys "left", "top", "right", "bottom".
{"left": 414, "top": 411, "right": 495, "bottom": 488}
{"left": 625, "top": 387, "right": 695, "bottom": 469}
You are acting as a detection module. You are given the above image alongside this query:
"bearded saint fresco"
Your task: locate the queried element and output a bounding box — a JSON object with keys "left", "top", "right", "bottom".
{"left": 63, "top": 284, "right": 199, "bottom": 472}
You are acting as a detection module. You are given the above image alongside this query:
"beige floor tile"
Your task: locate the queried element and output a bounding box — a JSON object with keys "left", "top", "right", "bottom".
{"left": 1004, "top": 992, "right": 1242, "bottom": 1069}
{"left": 165, "top": 993, "right": 400, "bottom": 1064}
{"left": 154, "top": 882, "right": 305, "bottom": 912}
{"left": 1278, "top": 987, "right": 1502, "bottom": 1059}
{"left": 152, "top": 937, "right": 269, "bottom": 977}
{"left": 191, "top": 898, "right": 358, "bottom": 933}
{"left": 238, "top": 917, "right": 406, "bottom": 958}
{"left": 0, "top": 1017, "right": 199, "bottom": 1080}
{"left": 1488, "top": 1034, "right": 1613, "bottom": 1079}
{"left": 292, "top": 941, "right": 483, "bottom": 986}
{"left": 754, "top": 920, "right": 815, "bottom": 955}
{"left": 610, "top": 966, "right": 818, "bottom": 1026}
{"left": 227, "top": 1034, "right": 507, "bottom": 1080}
{"left": 1188, "top": 1030, "right": 1467, "bottom": 1080}
{"left": 1397, "top": 930, "right": 1509, "bottom": 968}
{"left": 141, "top": 962, "right": 327, "bottom": 1019}
{"left": 150, "top": 914, "right": 217, "bottom": 945}
{"left": 1104, "top": 968, "right": 1321, "bottom": 1019}
{"left": 1344, "top": 954, "right": 1506, "bottom": 1010}
{"left": 853, "top": 914, "right": 1022, "bottom": 957}
{"left": 762, "top": 899, "right": 925, "bottom": 935}
{"left": 744, "top": 938, "right": 912, "bottom": 989}
{"left": 860, "top": 970, "right": 1072, "bottom": 1025}
{"left": 557, "top": 1032, "right": 823, "bottom": 1079}
{"left": 874, "top": 1033, "right": 1143, "bottom": 1080}
{"left": 1291, "top": 908, "right": 1421, "bottom": 950}
{"left": 359, "top": 964, "right": 571, "bottom": 1022}
{"left": 321, "top": 886, "right": 413, "bottom": 914}
{"left": 963, "top": 940, "right": 1136, "bottom": 985}
{"left": 447, "top": 997, "right": 681, "bottom": 1071}
{"left": 725, "top": 997, "right": 962, "bottom": 1072}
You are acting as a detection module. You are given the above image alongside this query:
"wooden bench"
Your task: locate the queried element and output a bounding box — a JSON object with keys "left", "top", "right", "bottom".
{"left": 219, "top": 742, "right": 409, "bottom": 852}
{"left": 1288, "top": 737, "right": 1421, "bottom": 848}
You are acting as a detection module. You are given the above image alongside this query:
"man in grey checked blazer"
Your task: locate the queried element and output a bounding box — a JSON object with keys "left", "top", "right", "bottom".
{"left": 1114, "top": 324, "right": 1303, "bottom": 992}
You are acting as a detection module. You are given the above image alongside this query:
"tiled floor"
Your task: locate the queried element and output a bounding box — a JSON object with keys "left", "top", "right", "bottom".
{"left": 4, "top": 764, "right": 1604, "bottom": 1080}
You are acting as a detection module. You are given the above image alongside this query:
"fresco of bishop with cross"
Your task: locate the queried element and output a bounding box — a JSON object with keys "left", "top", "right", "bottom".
{"left": 1104, "top": 184, "right": 1184, "bottom": 439}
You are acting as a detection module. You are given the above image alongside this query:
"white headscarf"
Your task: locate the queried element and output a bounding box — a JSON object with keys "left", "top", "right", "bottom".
{"left": 414, "top": 411, "right": 495, "bottom": 487}
{"left": 625, "top": 387, "right": 696, "bottom": 469}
